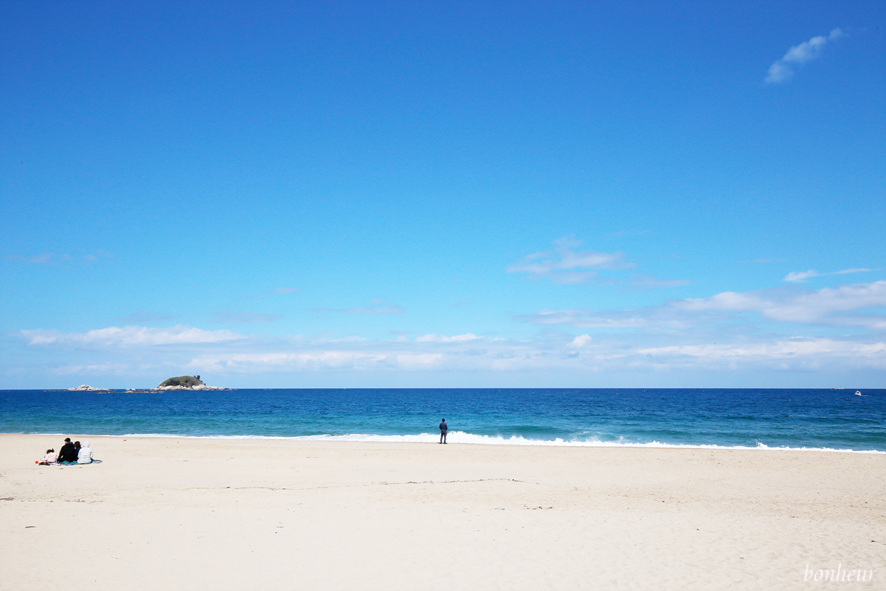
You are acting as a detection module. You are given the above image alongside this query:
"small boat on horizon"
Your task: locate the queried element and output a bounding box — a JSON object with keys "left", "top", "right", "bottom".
{"left": 855, "top": 390, "right": 862, "bottom": 396}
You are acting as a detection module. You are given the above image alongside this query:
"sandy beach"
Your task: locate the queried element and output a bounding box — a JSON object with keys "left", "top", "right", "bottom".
{"left": 1, "top": 434, "right": 883, "bottom": 590}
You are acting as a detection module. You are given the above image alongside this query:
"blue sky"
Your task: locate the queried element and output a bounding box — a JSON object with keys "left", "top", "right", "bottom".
{"left": 2, "top": 1, "right": 884, "bottom": 389}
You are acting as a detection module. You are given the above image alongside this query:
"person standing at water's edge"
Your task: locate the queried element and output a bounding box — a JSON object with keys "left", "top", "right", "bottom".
{"left": 439, "top": 418, "right": 448, "bottom": 444}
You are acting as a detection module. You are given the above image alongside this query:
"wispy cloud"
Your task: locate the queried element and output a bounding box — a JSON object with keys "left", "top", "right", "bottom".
{"left": 516, "top": 309, "right": 656, "bottom": 330}
{"left": 21, "top": 325, "right": 243, "bottom": 346}
{"left": 185, "top": 338, "right": 532, "bottom": 375}
{"left": 116, "top": 311, "right": 178, "bottom": 324}
{"left": 243, "top": 287, "right": 299, "bottom": 299}
{"left": 627, "top": 274, "right": 690, "bottom": 290}
{"left": 635, "top": 338, "right": 886, "bottom": 369}
{"left": 310, "top": 300, "right": 404, "bottom": 315}
{"left": 18, "top": 311, "right": 886, "bottom": 385}
{"left": 175, "top": 330, "right": 886, "bottom": 378}
{"left": 743, "top": 258, "right": 788, "bottom": 264}
{"left": 507, "top": 238, "right": 633, "bottom": 284}
{"left": 679, "top": 280, "right": 886, "bottom": 326}
{"left": 765, "top": 28, "right": 845, "bottom": 84}
{"left": 4, "top": 250, "right": 113, "bottom": 266}
{"left": 212, "top": 311, "right": 283, "bottom": 324}
{"left": 187, "top": 351, "right": 390, "bottom": 372}
{"left": 415, "top": 333, "right": 481, "bottom": 343}
{"left": 517, "top": 280, "right": 886, "bottom": 332}
{"left": 53, "top": 362, "right": 133, "bottom": 376}
{"left": 12, "top": 278, "right": 885, "bottom": 385}
{"left": 783, "top": 268, "right": 871, "bottom": 283}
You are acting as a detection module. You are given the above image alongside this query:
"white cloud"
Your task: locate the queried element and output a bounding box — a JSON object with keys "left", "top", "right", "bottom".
{"left": 679, "top": 291, "right": 767, "bottom": 313}
{"left": 508, "top": 239, "right": 684, "bottom": 289}
{"left": 21, "top": 325, "right": 243, "bottom": 346}
{"left": 185, "top": 340, "right": 541, "bottom": 376}
{"left": 507, "top": 237, "right": 633, "bottom": 284}
{"left": 516, "top": 280, "right": 886, "bottom": 332}
{"left": 187, "top": 351, "right": 389, "bottom": 371}
{"left": 569, "top": 334, "right": 592, "bottom": 349}
{"left": 637, "top": 338, "right": 886, "bottom": 369}
{"left": 681, "top": 280, "right": 886, "bottom": 326}
{"left": 416, "top": 333, "right": 481, "bottom": 343}
{"left": 11, "top": 279, "right": 886, "bottom": 387}
{"left": 186, "top": 349, "right": 451, "bottom": 373}
{"left": 14, "top": 316, "right": 886, "bottom": 387}
{"left": 517, "top": 309, "right": 653, "bottom": 329}
{"left": 765, "top": 28, "right": 845, "bottom": 84}
{"left": 179, "top": 332, "right": 886, "bottom": 377}
{"left": 784, "top": 270, "right": 820, "bottom": 282}
{"left": 784, "top": 268, "right": 871, "bottom": 283}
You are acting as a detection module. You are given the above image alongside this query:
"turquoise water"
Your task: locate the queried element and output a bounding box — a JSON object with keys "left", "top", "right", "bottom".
{"left": 1, "top": 388, "right": 883, "bottom": 452}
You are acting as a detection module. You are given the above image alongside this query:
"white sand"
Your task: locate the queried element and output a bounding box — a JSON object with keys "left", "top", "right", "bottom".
{"left": 1, "top": 435, "right": 883, "bottom": 590}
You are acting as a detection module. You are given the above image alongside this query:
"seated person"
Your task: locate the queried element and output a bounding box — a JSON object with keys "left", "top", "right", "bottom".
{"left": 77, "top": 441, "right": 94, "bottom": 464}
{"left": 38, "top": 448, "right": 57, "bottom": 465}
{"left": 57, "top": 438, "right": 77, "bottom": 463}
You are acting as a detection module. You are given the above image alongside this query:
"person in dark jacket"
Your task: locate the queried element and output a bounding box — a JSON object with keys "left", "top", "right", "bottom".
{"left": 57, "top": 438, "right": 77, "bottom": 463}
{"left": 439, "top": 419, "right": 448, "bottom": 444}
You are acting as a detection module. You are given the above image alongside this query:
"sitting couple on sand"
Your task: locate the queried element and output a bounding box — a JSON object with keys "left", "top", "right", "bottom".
{"left": 38, "top": 438, "right": 94, "bottom": 465}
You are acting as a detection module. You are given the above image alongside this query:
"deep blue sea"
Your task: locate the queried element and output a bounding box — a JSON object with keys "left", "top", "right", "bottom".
{"left": 1, "top": 388, "right": 883, "bottom": 452}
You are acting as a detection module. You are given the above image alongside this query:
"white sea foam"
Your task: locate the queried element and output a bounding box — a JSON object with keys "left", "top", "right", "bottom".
{"left": 113, "top": 430, "right": 886, "bottom": 453}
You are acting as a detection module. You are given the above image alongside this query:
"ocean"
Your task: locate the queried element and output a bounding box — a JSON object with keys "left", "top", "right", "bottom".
{"left": 1, "top": 388, "right": 883, "bottom": 452}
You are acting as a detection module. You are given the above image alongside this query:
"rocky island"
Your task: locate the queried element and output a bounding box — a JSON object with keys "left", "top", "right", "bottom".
{"left": 67, "top": 384, "right": 109, "bottom": 391}
{"left": 155, "top": 376, "right": 228, "bottom": 391}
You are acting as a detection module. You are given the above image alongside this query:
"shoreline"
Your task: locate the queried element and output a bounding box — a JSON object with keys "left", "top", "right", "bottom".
{"left": 2, "top": 431, "right": 884, "bottom": 454}
{"left": 2, "top": 434, "right": 884, "bottom": 590}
